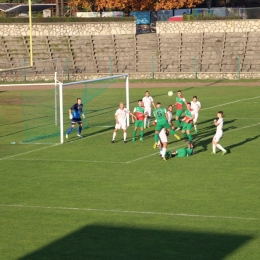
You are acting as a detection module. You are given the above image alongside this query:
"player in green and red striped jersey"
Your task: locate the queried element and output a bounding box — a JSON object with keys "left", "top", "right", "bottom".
{"left": 173, "top": 90, "right": 187, "bottom": 131}
{"left": 181, "top": 102, "right": 194, "bottom": 142}
{"left": 131, "top": 100, "right": 147, "bottom": 141}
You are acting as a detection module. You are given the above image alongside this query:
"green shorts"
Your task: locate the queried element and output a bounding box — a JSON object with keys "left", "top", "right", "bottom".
{"left": 175, "top": 109, "right": 183, "bottom": 117}
{"left": 134, "top": 120, "right": 144, "bottom": 128}
{"left": 182, "top": 122, "right": 193, "bottom": 131}
{"left": 155, "top": 121, "right": 171, "bottom": 132}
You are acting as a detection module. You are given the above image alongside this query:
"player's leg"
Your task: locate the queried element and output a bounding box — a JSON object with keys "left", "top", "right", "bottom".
{"left": 112, "top": 124, "right": 120, "bottom": 143}
{"left": 214, "top": 134, "right": 226, "bottom": 155}
{"left": 140, "top": 120, "right": 144, "bottom": 141}
{"left": 66, "top": 120, "right": 76, "bottom": 138}
{"left": 77, "top": 120, "right": 83, "bottom": 137}
{"left": 186, "top": 124, "right": 193, "bottom": 141}
{"left": 132, "top": 122, "right": 138, "bottom": 141}
{"left": 123, "top": 128, "right": 127, "bottom": 143}
{"left": 165, "top": 122, "right": 180, "bottom": 140}
{"left": 182, "top": 123, "right": 189, "bottom": 141}
{"left": 175, "top": 110, "right": 182, "bottom": 130}
{"left": 193, "top": 114, "right": 198, "bottom": 133}
{"left": 146, "top": 108, "right": 152, "bottom": 128}
{"left": 161, "top": 142, "right": 167, "bottom": 161}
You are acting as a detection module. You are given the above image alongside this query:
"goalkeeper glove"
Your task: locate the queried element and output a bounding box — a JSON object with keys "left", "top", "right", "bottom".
{"left": 69, "top": 113, "right": 73, "bottom": 119}
{"left": 82, "top": 114, "right": 85, "bottom": 119}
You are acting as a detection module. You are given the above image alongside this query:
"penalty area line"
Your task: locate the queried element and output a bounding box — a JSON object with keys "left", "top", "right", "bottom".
{"left": 0, "top": 204, "right": 258, "bottom": 221}
{"left": 201, "top": 95, "right": 260, "bottom": 111}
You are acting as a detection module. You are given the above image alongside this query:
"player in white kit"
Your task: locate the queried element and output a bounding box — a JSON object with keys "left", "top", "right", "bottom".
{"left": 158, "top": 128, "right": 168, "bottom": 161}
{"left": 111, "top": 102, "right": 135, "bottom": 143}
{"left": 190, "top": 96, "right": 201, "bottom": 134}
{"left": 166, "top": 105, "right": 174, "bottom": 130}
{"left": 142, "top": 91, "right": 156, "bottom": 128}
{"left": 212, "top": 111, "right": 227, "bottom": 155}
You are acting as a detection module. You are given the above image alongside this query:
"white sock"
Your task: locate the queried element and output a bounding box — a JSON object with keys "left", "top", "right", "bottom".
{"left": 160, "top": 148, "right": 162, "bottom": 155}
{"left": 123, "top": 132, "right": 127, "bottom": 141}
{"left": 147, "top": 118, "right": 150, "bottom": 126}
{"left": 194, "top": 124, "right": 197, "bottom": 130}
{"left": 212, "top": 144, "right": 216, "bottom": 153}
{"left": 162, "top": 148, "right": 166, "bottom": 157}
{"left": 216, "top": 144, "right": 225, "bottom": 152}
{"left": 112, "top": 132, "right": 116, "bottom": 140}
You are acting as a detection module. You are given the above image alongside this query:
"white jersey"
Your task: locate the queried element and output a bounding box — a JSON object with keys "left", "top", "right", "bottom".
{"left": 115, "top": 108, "right": 129, "bottom": 123}
{"left": 142, "top": 96, "right": 154, "bottom": 109}
{"left": 216, "top": 118, "right": 224, "bottom": 133}
{"left": 166, "top": 111, "right": 173, "bottom": 123}
{"left": 190, "top": 101, "right": 201, "bottom": 114}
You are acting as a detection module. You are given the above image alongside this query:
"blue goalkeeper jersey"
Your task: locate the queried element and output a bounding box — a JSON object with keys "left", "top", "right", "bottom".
{"left": 71, "top": 103, "right": 83, "bottom": 118}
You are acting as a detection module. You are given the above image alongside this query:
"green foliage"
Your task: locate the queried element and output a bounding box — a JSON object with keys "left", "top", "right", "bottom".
{"left": 183, "top": 14, "right": 188, "bottom": 21}
{"left": 0, "top": 16, "right": 134, "bottom": 23}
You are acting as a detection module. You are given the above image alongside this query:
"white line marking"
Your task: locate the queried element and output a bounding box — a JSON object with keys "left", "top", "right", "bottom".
{"left": 125, "top": 143, "right": 186, "bottom": 164}
{"left": 0, "top": 83, "right": 54, "bottom": 87}
{"left": 199, "top": 117, "right": 260, "bottom": 120}
{"left": 227, "top": 123, "right": 260, "bottom": 133}
{"left": 6, "top": 158, "right": 124, "bottom": 164}
{"left": 0, "top": 143, "right": 60, "bottom": 161}
{"left": 201, "top": 96, "right": 260, "bottom": 111}
{"left": 0, "top": 204, "right": 258, "bottom": 221}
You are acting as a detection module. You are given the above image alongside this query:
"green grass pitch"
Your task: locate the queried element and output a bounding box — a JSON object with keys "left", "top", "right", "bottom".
{"left": 0, "top": 82, "right": 260, "bottom": 259}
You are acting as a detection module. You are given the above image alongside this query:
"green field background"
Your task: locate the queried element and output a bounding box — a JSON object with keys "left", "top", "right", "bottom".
{"left": 0, "top": 83, "right": 260, "bottom": 259}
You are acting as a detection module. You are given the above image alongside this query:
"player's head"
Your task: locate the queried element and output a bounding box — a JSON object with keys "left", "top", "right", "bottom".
{"left": 138, "top": 99, "right": 142, "bottom": 106}
{"left": 77, "top": 98, "right": 82, "bottom": 104}
{"left": 186, "top": 102, "right": 191, "bottom": 109}
{"left": 168, "top": 105, "right": 173, "bottom": 112}
{"left": 119, "top": 102, "right": 124, "bottom": 109}
{"left": 188, "top": 141, "right": 194, "bottom": 149}
{"left": 217, "top": 111, "right": 223, "bottom": 118}
{"left": 193, "top": 96, "right": 197, "bottom": 102}
{"left": 145, "top": 91, "right": 150, "bottom": 97}
{"left": 177, "top": 90, "right": 182, "bottom": 97}
{"left": 156, "top": 102, "right": 161, "bottom": 108}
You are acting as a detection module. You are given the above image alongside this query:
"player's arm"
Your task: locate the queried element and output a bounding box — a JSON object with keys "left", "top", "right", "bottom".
{"left": 131, "top": 111, "right": 135, "bottom": 123}
{"left": 115, "top": 115, "right": 119, "bottom": 124}
{"left": 214, "top": 119, "right": 218, "bottom": 126}
{"left": 69, "top": 108, "right": 73, "bottom": 119}
{"left": 152, "top": 101, "right": 156, "bottom": 109}
{"left": 81, "top": 106, "right": 85, "bottom": 118}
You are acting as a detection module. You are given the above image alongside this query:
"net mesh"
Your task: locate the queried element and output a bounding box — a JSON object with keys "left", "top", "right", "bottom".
{"left": 21, "top": 76, "right": 127, "bottom": 143}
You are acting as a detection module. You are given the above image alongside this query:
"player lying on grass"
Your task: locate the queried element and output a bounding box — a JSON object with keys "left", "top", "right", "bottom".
{"left": 153, "top": 102, "right": 180, "bottom": 149}
{"left": 181, "top": 102, "right": 195, "bottom": 142}
{"left": 166, "top": 142, "right": 197, "bottom": 158}
{"left": 212, "top": 111, "right": 227, "bottom": 155}
{"left": 66, "top": 98, "right": 85, "bottom": 139}
{"left": 131, "top": 99, "right": 147, "bottom": 142}
{"left": 111, "top": 102, "right": 136, "bottom": 143}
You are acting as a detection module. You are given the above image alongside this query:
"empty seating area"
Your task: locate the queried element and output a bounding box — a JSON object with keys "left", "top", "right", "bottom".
{"left": 0, "top": 32, "right": 260, "bottom": 77}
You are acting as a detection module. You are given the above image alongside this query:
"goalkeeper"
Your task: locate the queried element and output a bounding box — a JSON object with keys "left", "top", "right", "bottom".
{"left": 66, "top": 98, "right": 85, "bottom": 139}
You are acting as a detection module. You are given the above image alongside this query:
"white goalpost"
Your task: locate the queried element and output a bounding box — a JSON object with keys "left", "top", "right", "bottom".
{"left": 56, "top": 74, "right": 130, "bottom": 144}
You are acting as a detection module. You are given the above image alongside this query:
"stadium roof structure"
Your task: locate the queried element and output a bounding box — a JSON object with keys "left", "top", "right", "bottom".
{"left": 0, "top": 4, "right": 56, "bottom": 13}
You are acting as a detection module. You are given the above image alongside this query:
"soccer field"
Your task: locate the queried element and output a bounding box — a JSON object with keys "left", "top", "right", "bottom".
{"left": 0, "top": 82, "right": 260, "bottom": 259}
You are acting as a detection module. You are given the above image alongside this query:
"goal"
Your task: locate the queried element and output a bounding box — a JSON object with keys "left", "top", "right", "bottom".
{"left": 21, "top": 74, "right": 129, "bottom": 144}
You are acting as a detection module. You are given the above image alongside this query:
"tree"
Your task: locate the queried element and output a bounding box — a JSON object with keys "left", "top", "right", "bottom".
{"left": 67, "top": 0, "right": 204, "bottom": 12}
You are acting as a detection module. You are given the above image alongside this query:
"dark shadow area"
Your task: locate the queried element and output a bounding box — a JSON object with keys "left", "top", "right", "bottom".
{"left": 205, "top": 79, "right": 225, "bottom": 87}
{"left": 20, "top": 224, "right": 252, "bottom": 260}
{"left": 226, "top": 135, "right": 260, "bottom": 152}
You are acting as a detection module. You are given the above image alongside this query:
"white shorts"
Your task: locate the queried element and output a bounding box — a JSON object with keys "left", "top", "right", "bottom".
{"left": 213, "top": 131, "right": 223, "bottom": 142}
{"left": 145, "top": 107, "right": 152, "bottom": 117}
{"left": 159, "top": 129, "right": 168, "bottom": 143}
{"left": 115, "top": 121, "right": 127, "bottom": 130}
{"left": 193, "top": 113, "right": 199, "bottom": 123}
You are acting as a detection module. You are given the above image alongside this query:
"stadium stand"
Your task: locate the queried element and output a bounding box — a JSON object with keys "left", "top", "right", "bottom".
{"left": 0, "top": 32, "right": 259, "bottom": 75}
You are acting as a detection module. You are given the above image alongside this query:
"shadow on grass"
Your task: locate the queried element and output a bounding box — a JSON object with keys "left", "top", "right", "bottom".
{"left": 19, "top": 224, "right": 253, "bottom": 260}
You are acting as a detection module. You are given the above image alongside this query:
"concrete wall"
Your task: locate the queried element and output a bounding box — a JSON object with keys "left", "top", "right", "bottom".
{"left": 157, "top": 19, "right": 260, "bottom": 34}
{"left": 0, "top": 22, "right": 136, "bottom": 36}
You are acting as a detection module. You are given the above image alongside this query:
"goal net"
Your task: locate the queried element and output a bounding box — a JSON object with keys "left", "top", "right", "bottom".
{"left": 21, "top": 74, "right": 129, "bottom": 144}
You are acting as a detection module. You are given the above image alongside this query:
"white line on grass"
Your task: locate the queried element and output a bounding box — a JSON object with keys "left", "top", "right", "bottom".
{"left": 0, "top": 143, "right": 60, "bottom": 161}
{"left": 125, "top": 143, "right": 186, "bottom": 164}
{"left": 0, "top": 204, "right": 258, "bottom": 221}
{"left": 5, "top": 158, "right": 124, "bottom": 164}
{"left": 201, "top": 96, "right": 260, "bottom": 111}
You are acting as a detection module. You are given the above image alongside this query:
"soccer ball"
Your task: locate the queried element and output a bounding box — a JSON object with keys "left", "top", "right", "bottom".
{"left": 168, "top": 91, "right": 173, "bottom": 97}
